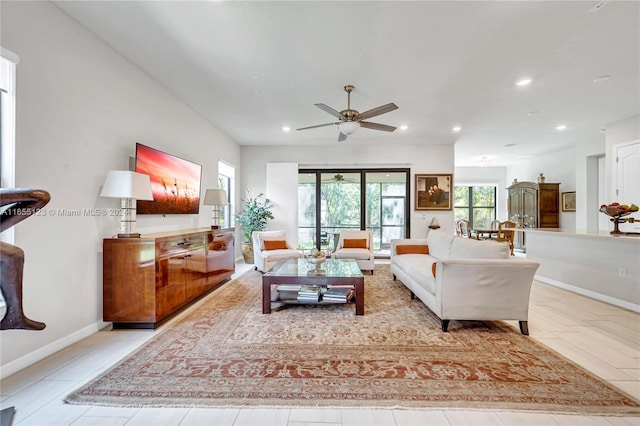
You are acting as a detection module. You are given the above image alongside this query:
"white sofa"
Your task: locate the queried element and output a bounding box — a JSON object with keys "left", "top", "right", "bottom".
{"left": 332, "top": 230, "right": 375, "bottom": 274}
{"left": 390, "top": 230, "right": 540, "bottom": 335}
{"left": 252, "top": 230, "right": 302, "bottom": 272}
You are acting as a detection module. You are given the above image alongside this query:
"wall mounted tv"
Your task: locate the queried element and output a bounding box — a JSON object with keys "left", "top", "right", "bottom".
{"left": 135, "top": 143, "right": 202, "bottom": 215}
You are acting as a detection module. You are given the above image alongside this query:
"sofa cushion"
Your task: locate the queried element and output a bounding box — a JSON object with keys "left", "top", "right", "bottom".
{"left": 393, "top": 254, "right": 437, "bottom": 295}
{"left": 263, "top": 240, "right": 288, "bottom": 250}
{"left": 396, "top": 244, "right": 429, "bottom": 255}
{"left": 450, "top": 237, "right": 510, "bottom": 259}
{"left": 334, "top": 248, "right": 371, "bottom": 260}
{"left": 260, "top": 249, "right": 301, "bottom": 262}
{"left": 426, "top": 230, "right": 454, "bottom": 259}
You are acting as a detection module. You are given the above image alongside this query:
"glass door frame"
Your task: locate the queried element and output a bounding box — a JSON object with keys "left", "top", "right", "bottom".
{"left": 299, "top": 168, "right": 411, "bottom": 254}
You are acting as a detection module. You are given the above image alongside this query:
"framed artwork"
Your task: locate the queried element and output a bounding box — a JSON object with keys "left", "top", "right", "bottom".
{"left": 415, "top": 174, "right": 453, "bottom": 210}
{"left": 562, "top": 191, "right": 576, "bottom": 212}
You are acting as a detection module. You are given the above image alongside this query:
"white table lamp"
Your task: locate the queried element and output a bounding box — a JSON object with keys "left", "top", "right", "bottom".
{"left": 203, "top": 189, "right": 228, "bottom": 229}
{"left": 100, "top": 170, "right": 153, "bottom": 238}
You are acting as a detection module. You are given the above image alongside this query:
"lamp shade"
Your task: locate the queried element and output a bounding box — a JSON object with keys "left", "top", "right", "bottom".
{"left": 100, "top": 171, "right": 153, "bottom": 200}
{"left": 203, "top": 189, "right": 228, "bottom": 206}
{"left": 338, "top": 121, "right": 360, "bottom": 135}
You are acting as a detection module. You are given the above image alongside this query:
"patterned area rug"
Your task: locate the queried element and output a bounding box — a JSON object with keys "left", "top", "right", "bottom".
{"left": 65, "top": 265, "right": 640, "bottom": 414}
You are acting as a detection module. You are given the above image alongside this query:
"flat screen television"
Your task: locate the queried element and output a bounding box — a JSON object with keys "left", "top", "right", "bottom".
{"left": 135, "top": 143, "right": 202, "bottom": 214}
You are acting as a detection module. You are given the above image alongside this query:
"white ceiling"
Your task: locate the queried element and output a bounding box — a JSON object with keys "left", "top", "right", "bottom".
{"left": 53, "top": 1, "right": 639, "bottom": 167}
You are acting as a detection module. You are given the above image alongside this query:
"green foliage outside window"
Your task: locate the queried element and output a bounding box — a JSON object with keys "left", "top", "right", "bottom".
{"left": 454, "top": 186, "right": 496, "bottom": 229}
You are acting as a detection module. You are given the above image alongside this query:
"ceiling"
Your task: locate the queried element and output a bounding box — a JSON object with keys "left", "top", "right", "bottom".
{"left": 53, "top": 1, "right": 639, "bottom": 167}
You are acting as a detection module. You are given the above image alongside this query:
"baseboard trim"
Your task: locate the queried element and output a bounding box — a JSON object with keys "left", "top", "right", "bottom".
{"left": 535, "top": 275, "right": 640, "bottom": 313}
{"left": 0, "top": 321, "right": 110, "bottom": 380}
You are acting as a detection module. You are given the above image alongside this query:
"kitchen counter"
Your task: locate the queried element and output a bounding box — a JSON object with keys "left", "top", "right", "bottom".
{"left": 523, "top": 228, "right": 639, "bottom": 312}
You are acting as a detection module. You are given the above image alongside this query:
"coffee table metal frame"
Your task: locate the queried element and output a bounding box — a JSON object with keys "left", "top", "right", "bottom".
{"left": 262, "top": 258, "right": 364, "bottom": 315}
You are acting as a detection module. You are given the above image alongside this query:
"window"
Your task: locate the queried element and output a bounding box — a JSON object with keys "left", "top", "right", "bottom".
{"left": 298, "top": 169, "right": 410, "bottom": 256}
{"left": 454, "top": 185, "right": 496, "bottom": 229}
{"left": 217, "top": 161, "right": 235, "bottom": 229}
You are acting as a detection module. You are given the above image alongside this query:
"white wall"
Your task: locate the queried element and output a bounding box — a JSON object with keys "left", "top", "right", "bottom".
{"left": 266, "top": 163, "right": 299, "bottom": 245}
{"left": 1, "top": 1, "right": 241, "bottom": 377}
{"left": 240, "top": 144, "right": 455, "bottom": 237}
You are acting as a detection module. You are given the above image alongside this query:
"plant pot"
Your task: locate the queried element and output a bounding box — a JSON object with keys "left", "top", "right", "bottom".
{"left": 241, "top": 242, "right": 254, "bottom": 264}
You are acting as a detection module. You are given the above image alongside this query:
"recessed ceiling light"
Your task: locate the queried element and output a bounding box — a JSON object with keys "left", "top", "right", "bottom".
{"left": 527, "top": 111, "right": 539, "bottom": 116}
{"left": 555, "top": 124, "right": 567, "bottom": 131}
{"left": 400, "top": 125, "right": 408, "bottom": 130}
{"left": 282, "top": 126, "right": 290, "bottom": 132}
{"left": 515, "top": 78, "right": 532, "bottom": 86}
{"left": 504, "top": 143, "right": 519, "bottom": 147}
{"left": 593, "top": 75, "right": 611, "bottom": 83}
{"left": 452, "top": 126, "right": 462, "bottom": 132}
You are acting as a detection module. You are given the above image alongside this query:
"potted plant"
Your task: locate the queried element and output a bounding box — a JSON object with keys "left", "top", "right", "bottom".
{"left": 234, "top": 191, "right": 274, "bottom": 264}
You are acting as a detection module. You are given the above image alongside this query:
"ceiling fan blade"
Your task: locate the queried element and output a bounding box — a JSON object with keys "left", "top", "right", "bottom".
{"left": 338, "top": 132, "right": 348, "bottom": 142}
{"left": 360, "top": 121, "right": 397, "bottom": 132}
{"left": 315, "top": 103, "right": 343, "bottom": 119}
{"left": 296, "top": 122, "right": 339, "bottom": 131}
{"left": 358, "top": 103, "right": 398, "bottom": 121}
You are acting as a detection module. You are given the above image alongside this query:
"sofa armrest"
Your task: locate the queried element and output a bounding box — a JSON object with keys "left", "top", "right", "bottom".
{"left": 434, "top": 258, "right": 540, "bottom": 320}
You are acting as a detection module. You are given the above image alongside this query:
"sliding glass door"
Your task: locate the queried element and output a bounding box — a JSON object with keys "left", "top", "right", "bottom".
{"left": 298, "top": 169, "right": 410, "bottom": 256}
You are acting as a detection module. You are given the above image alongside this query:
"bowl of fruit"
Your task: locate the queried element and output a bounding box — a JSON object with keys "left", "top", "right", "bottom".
{"left": 599, "top": 202, "right": 638, "bottom": 217}
{"left": 599, "top": 202, "right": 638, "bottom": 234}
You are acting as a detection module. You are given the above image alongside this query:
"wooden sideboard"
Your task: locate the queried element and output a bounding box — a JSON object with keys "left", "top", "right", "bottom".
{"left": 103, "top": 228, "right": 235, "bottom": 329}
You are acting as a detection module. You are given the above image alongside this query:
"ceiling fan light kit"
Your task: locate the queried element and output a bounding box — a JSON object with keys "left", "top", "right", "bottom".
{"left": 297, "top": 85, "right": 398, "bottom": 141}
{"left": 338, "top": 121, "right": 360, "bottom": 135}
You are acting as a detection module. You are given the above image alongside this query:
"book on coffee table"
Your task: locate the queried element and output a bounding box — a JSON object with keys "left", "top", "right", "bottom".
{"left": 297, "top": 285, "right": 322, "bottom": 302}
{"left": 276, "top": 285, "right": 301, "bottom": 301}
{"left": 322, "top": 287, "right": 354, "bottom": 302}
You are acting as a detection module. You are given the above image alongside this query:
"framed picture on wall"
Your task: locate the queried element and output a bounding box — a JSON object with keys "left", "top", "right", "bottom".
{"left": 562, "top": 191, "right": 576, "bottom": 212}
{"left": 415, "top": 174, "right": 453, "bottom": 210}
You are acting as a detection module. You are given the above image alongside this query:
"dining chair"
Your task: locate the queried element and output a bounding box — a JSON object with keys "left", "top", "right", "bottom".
{"left": 455, "top": 219, "right": 471, "bottom": 238}
{"left": 497, "top": 220, "right": 517, "bottom": 255}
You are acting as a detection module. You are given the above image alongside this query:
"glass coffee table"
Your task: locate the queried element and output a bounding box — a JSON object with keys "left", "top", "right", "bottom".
{"left": 262, "top": 258, "right": 364, "bottom": 315}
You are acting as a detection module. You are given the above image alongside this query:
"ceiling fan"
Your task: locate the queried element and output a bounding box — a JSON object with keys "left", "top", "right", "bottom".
{"left": 321, "top": 173, "right": 358, "bottom": 183}
{"left": 296, "top": 85, "right": 398, "bottom": 142}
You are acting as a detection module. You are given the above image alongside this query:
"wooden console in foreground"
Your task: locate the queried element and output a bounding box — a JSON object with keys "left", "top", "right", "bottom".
{"left": 103, "top": 228, "right": 235, "bottom": 329}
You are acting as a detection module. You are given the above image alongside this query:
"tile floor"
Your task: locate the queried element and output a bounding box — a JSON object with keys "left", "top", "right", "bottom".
{"left": 1, "top": 261, "right": 639, "bottom": 426}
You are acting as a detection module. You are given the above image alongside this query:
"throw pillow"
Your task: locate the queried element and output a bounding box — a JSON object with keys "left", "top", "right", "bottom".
{"left": 395, "top": 245, "right": 429, "bottom": 255}
{"left": 263, "top": 240, "right": 288, "bottom": 250}
{"left": 343, "top": 238, "right": 367, "bottom": 249}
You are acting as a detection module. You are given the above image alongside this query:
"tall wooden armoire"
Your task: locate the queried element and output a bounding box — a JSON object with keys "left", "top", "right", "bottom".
{"left": 507, "top": 181, "right": 560, "bottom": 251}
